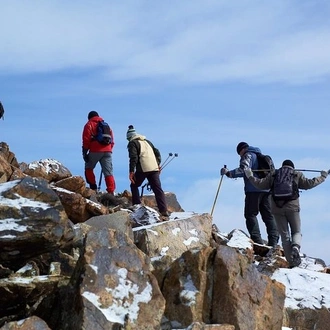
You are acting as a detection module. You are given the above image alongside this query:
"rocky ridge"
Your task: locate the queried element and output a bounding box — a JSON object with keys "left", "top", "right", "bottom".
{"left": 0, "top": 141, "right": 329, "bottom": 330}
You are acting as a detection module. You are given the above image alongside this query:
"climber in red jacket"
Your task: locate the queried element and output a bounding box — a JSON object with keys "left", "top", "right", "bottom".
{"left": 82, "top": 111, "right": 116, "bottom": 194}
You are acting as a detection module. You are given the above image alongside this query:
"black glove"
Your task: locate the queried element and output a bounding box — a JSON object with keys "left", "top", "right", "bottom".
{"left": 82, "top": 147, "right": 89, "bottom": 163}
{"left": 220, "top": 167, "right": 228, "bottom": 176}
{"left": 321, "top": 170, "right": 328, "bottom": 178}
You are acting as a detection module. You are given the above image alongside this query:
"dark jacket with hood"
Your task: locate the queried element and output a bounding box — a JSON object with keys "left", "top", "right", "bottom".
{"left": 229, "top": 146, "right": 269, "bottom": 193}
{"left": 127, "top": 134, "right": 161, "bottom": 173}
{"left": 248, "top": 165, "right": 326, "bottom": 212}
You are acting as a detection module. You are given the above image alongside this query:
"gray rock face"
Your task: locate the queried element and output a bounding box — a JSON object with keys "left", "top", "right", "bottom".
{"left": 22, "top": 158, "right": 71, "bottom": 182}
{"left": 0, "top": 143, "right": 329, "bottom": 330}
{"left": 211, "top": 245, "right": 285, "bottom": 330}
{"left": 79, "top": 227, "right": 166, "bottom": 330}
{"left": 0, "top": 177, "right": 74, "bottom": 268}
{"left": 0, "top": 316, "right": 51, "bottom": 329}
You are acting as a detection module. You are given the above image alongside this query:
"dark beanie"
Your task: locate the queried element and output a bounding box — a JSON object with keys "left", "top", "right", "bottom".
{"left": 282, "top": 159, "right": 295, "bottom": 168}
{"left": 88, "top": 111, "right": 99, "bottom": 120}
{"left": 126, "top": 125, "right": 137, "bottom": 141}
{"left": 236, "top": 142, "right": 249, "bottom": 154}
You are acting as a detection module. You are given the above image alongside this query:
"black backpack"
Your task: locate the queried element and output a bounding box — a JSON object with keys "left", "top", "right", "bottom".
{"left": 0, "top": 102, "right": 4, "bottom": 120}
{"left": 272, "top": 167, "right": 299, "bottom": 206}
{"left": 93, "top": 120, "right": 112, "bottom": 145}
{"left": 255, "top": 152, "right": 275, "bottom": 178}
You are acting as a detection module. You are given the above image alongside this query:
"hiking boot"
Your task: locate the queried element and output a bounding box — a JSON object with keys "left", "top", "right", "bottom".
{"left": 267, "top": 241, "right": 278, "bottom": 248}
{"left": 160, "top": 211, "right": 170, "bottom": 217}
{"left": 89, "top": 184, "right": 97, "bottom": 191}
{"left": 290, "top": 246, "right": 301, "bottom": 268}
{"left": 158, "top": 216, "right": 170, "bottom": 222}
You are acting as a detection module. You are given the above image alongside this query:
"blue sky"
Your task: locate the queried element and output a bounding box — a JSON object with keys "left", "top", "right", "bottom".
{"left": 1, "top": 1, "right": 330, "bottom": 264}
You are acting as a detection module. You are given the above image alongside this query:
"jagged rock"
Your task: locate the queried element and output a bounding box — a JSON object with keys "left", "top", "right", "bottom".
{"left": 284, "top": 306, "right": 330, "bottom": 330}
{"left": 0, "top": 177, "right": 75, "bottom": 268}
{"left": 0, "top": 264, "right": 13, "bottom": 279}
{"left": 211, "top": 245, "right": 285, "bottom": 330}
{"left": 22, "top": 158, "right": 71, "bottom": 182}
{"left": 256, "top": 247, "right": 288, "bottom": 276}
{"left": 182, "top": 323, "right": 235, "bottom": 330}
{"left": 54, "top": 175, "right": 86, "bottom": 195}
{"left": 129, "top": 204, "right": 162, "bottom": 227}
{"left": 142, "top": 191, "right": 185, "bottom": 213}
{"left": 162, "top": 247, "right": 216, "bottom": 328}
{"left": 97, "top": 192, "right": 131, "bottom": 210}
{"left": 8, "top": 168, "right": 26, "bottom": 181}
{"left": 0, "top": 142, "right": 329, "bottom": 330}
{"left": 0, "top": 154, "right": 14, "bottom": 183}
{"left": 0, "top": 275, "right": 69, "bottom": 326}
{"left": 133, "top": 213, "right": 212, "bottom": 283}
{"left": 0, "top": 315, "right": 51, "bottom": 329}
{"left": 0, "top": 143, "right": 25, "bottom": 183}
{"left": 10, "top": 261, "right": 40, "bottom": 278}
{"left": 0, "top": 142, "right": 19, "bottom": 168}
{"left": 51, "top": 185, "right": 109, "bottom": 223}
{"left": 28, "top": 249, "right": 79, "bottom": 277}
{"left": 65, "top": 227, "right": 166, "bottom": 330}
{"left": 85, "top": 211, "right": 134, "bottom": 242}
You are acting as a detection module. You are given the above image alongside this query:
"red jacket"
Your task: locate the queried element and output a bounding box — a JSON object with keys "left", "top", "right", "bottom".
{"left": 82, "top": 116, "right": 114, "bottom": 152}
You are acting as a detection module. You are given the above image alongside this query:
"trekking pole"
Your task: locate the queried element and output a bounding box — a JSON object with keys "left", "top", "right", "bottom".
{"left": 98, "top": 171, "right": 103, "bottom": 191}
{"left": 140, "top": 183, "right": 146, "bottom": 198}
{"left": 210, "top": 165, "right": 226, "bottom": 217}
{"left": 161, "top": 153, "right": 173, "bottom": 168}
{"left": 160, "top": 153, "right": 178, "bottom": 171}
{"left": 252, "top": 169, "right": 272, "bottom": 172}
{"left": 253, "top": 168, "right": 330, "bottom": 174}
{"left": 295, "top": 169, "right": 330, "bottom": 173}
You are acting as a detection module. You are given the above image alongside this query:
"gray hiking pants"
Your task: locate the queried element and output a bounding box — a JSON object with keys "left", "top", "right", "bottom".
{"left": 84, "top": 151, "right": 116, "bottom": 193}
{"left": 273, "top": 208, "right": 302, "bottom": 262}
{"left": 85, "top": 151, "right": 113, "bottom": 176}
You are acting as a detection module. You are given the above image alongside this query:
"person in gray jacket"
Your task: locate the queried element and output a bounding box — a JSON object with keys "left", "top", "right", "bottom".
{"left": 245, "top": 159, "right": 328, "bottom": 268}
{"left": 126, "top": 125, "right": 169, "bottom": 217}
{"left": 221, "top": 142, "right": 279, "bottom": 247}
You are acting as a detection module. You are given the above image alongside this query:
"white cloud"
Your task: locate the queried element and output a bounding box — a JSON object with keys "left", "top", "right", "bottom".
{"left": 1, "top": 1, "right": 330, "bottom": 85}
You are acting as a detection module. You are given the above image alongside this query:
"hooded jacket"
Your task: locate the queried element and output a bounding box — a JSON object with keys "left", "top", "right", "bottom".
{"left": 127, "top": 134, "right": 161, "bottom": 173}
{"left": 229, "top": 146, "right": 269, "bottom": 193}
{"left": 82, "top": 116, "right": 114, "bottom": 152}
{"left": 248, "top": 165, "right": 326, "bottom": 212}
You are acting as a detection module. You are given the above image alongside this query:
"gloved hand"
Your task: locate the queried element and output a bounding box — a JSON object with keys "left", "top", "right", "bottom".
{"left": 321, "top": 170, "right": 328, "bottom": 178}
{"left": 82, "top": 147, "right": 89, "bottom": 163}
{"left": 244, "top": 168, "right": 253, "bottom": 178}
{"left": 220, "top": 167, "right": 229, "bottom": 176}
{"left": 129, "top": 172, "right": 135, "bottom": 184}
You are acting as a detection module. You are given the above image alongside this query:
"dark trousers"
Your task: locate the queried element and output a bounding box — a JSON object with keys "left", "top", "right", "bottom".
{"left": 244, "top": 192, "right": 279, "bottom": 246}
{"left": 130, "top": 171, "right": 168, "bottom": 213}
{"left": 273, "top": 208, "right": 301, "bottom": 263}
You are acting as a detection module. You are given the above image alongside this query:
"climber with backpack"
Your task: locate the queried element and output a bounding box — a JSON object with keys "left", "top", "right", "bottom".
{"left": 244, "top": 159, "right": 328, "bottom": 268}
{"left": 220, "top": 142, "right": 279, "bottom": 247}
{"left": 126, "top": 125, "right": 169, "bottom": 218}
{"left": 82, "top": 111, "right": 116, "bottom": 194}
